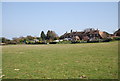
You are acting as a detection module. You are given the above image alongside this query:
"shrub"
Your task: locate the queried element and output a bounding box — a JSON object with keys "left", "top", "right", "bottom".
{"left": 113, "top": 37, "right": 120, "bottom": 40}
{"left": 87, "top": 41, "right": 99, "bottom": 43}
{"left": 25, "top": 40, "right": 47, "bottom": 44}
{"left": 101, "top": 38, "right": 112, "bottom": 42}
{"left": 57, "top": 41, "right": 71, "bottom": 44}
{"left": 49, "top": 42, "right": 57, "bottom": 44}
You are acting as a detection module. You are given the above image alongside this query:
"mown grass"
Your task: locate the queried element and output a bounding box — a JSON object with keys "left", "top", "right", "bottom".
{"left": 0, "top": 46, "right": 2, "bottom": 80}
{"left": 2, "top": 41, "right": 118, "bottom": 79}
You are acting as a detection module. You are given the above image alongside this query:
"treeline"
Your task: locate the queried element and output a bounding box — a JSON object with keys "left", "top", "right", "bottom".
{"left": 0, "top": 30, "right": 59, "bottom": 44}
{"left": 1, "top": 36, "right": 38, "bottom": 44}
{"left": 1, "top": 28, "right": 120, "bottom": 45}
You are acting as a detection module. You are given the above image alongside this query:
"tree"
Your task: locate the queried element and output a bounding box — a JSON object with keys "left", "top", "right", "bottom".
{"left": 1, "top": 37, "right": 10, "bottom": 44}
{"left": 71, "top": 29, "right": 73, "bottom": 33}
{"left": 26, "top": 36, "right": 34, "bottom": 40}
{"left": 50, "top": 31, "right": 58, "bottom": 40}
{"left": 12, "top": 37, "right": 20, "bottom": 44}
{"left": 41, "top": 31, "right": 46, "bottom": 41}
{"left": 46, "top": 30, "right": 58, "bottom": 40}
{"left": 19, "top": 36, "right": 27, "bottom": 43}
{"left": 46, "top": 30, "right": 51, "bottom": 40}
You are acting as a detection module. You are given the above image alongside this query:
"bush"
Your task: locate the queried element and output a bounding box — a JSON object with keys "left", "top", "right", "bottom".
{"left": 25, "top": 41, "right": 47, "bottom": 44}
{"left": 8, "top": 40, "right": 17, "bottom": 45}
{"left": 49, "top": 42, "right": 57, "bottom": 44}
{"left": 71, "top": 40, "right": 88, "bottom": 44}
{"left": 57, "top": 41, "right": 71, "bottom": 44}
{"left": 87, "top": 41, "right": 99, "bottom": 43}
{"left": 113, "top": 37, "right": 120, "bottom": 40}
{"left": 101, "top": 38, "right": 112, "bottom": 42}
{"left": 71, "top": 40, "right": 81, "bottom": 44}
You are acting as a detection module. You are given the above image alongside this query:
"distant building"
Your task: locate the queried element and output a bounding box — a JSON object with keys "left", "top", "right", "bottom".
{"left": 60, "top": 29, "right": 109, "bottom": 41}
{"left": 72, "top": 36, "right": 80, "bottom": 41}
{"left": 114, "top": 29, "right": 120, "bottom": 36}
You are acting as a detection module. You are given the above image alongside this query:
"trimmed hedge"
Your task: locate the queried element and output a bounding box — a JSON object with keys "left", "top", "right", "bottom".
{"left": 49, "top": 42, "right": 57, "bottom": 44}
{"left": 57, "top": 41, "right": 71, "bottom": 44}
{"left": 25, "top": 41, "right": 47, "bottom": 44}
{"left": 113, "top": 37, "right": 120, "bottom": 40}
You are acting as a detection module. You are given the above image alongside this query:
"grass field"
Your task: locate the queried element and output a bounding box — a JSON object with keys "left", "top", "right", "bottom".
{"left": 2, "top": 41, "right": 118, "bottom": 79}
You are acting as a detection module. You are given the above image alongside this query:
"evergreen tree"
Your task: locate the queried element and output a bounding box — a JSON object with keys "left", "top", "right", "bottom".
{"left": 71, "top": 29, "right": 73, "bottom": 33}
{"left": 41, "top": 31, "right": 46, "bottom": 41}
{"left": 46, "top": 30, "right": 51, "bottom": 40}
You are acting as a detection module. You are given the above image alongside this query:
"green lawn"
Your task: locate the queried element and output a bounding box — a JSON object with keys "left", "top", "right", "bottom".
{"left": 2, "top": 41, "right": 118, "bottom": 79}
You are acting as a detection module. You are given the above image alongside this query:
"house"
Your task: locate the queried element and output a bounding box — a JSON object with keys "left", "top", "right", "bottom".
{"left": 72, "top": 36, "right": 80, "bottom": 41}
{"left": 83, "top": 36, "right": 89, "bottom": 41}
{"left": 99, "top": 31, "right": 109, "bottom": 38}
{"left": 114, "top": 29, "right": 120, "bottom": 36}
{"left": 60, "top": 29, "right": 109, "bottom": 41}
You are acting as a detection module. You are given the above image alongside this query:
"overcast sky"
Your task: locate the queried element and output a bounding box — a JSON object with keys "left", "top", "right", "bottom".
{"left": 2, "top": 2, "right": 118, "bottom": 39}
